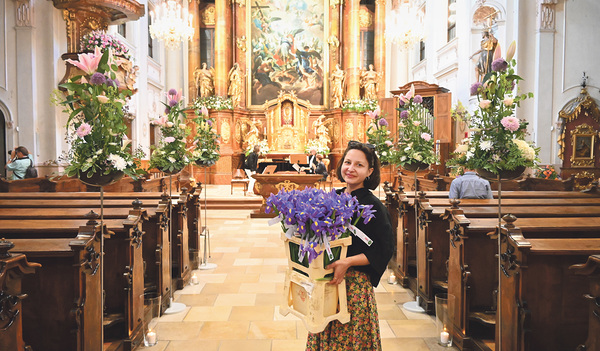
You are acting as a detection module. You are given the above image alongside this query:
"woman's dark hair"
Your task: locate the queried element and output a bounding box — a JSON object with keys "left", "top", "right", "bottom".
{"left": 336, "top": 141, "right": 381, "bottom": 190}
{"left": 15, "top": 146, "right": 29, "bottom": 156}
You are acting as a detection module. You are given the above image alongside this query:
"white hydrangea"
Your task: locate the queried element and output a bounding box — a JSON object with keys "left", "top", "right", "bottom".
{"left": 479, "top": 140, "right": 493, "bottom": 151}
{"left": 108, "top": 154, "right": 127, "bottom": 171}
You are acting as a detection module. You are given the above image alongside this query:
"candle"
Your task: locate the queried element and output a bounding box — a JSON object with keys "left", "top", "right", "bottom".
{"left": 191, "top": 273, "right": 199, "bottom": 285}
{"left": 146, "top": 330, "right": 157, "bottom": 345}
{"left": 387, "top": 272, "right": 396, "bottom": 285}
{"left": 440, "top": 330, "right": 450, "bottom": 344}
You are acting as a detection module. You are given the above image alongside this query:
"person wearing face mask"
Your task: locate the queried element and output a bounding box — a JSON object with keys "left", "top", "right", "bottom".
{"left": 306, "top": 141, "right": 394, "bottom": 351}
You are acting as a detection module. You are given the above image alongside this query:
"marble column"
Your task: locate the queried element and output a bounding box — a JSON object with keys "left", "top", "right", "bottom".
{"left": 328, "top": 1, "right": 341, "bottom": 73}
{"left": 214, "top": 0, "right": 232, "bottom": 97}
{"left": 374, "top": 0, "right": 386, "bottom": 99}
{"left": 188, "top": 0, "right": 201, "bottom": 101}
{"left": 342, "top": 0, "right": 361, "bottom": 100}
{"left": 533, "top": 0, "right": 558, "bottom": 163}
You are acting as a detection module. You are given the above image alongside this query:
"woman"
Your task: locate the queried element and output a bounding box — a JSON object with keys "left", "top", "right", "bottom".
{"left": 306, "top": 141, "right": 394, "bottom": 350}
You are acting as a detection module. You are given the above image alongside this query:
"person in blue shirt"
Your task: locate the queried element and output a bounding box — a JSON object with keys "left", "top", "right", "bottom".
{"left": 449, "top": 169, "right": 493, "bottom": 199}
{"left": 5, "top": 146, "right": 33, "bottom": 180}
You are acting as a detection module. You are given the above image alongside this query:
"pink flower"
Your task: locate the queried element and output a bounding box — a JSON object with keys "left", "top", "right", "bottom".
{"left": 152, "top": 115, "right": 168, "bottom": 126}
{"left": 413, "top": 121, "right": 421, "bottom": 127}
{"left": 479, "top": 99, "right": 492, "bottom": 109}
{"left": 503, "top": 98, "right": 514, "bottom": 106}
{"left": 96, "top": 95, "right": 109, "bottom": 104}
{"left": 65, "top": 46, "right": 103, "bottom": 75}
{"left": 385, "top": 140, "right": 393, "bottom": 146}
{"left": 398, "top": 84, "right": 415, "bottom": 104}
{"left": 421, "top": 133, "right": 431, "bottom": 141}
{"left": 164, "top": 136, "right": 176, "bottom": 143}
{"left": 76, "top": 123, "right": 92, "bottom": 138}
{"left": 365, "top": 106, "right": 380, "bottom": 119}
{"left": 200, "top": 106, "right": 209, "bottom": 117}
{"left": 501, "top": 116, "right": 520, "bottom": 132}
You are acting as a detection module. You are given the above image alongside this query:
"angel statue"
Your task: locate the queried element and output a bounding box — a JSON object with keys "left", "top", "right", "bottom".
{"left": 194, "top": 62, "right": 215, "bottom": 98}
{"left": 312, "top": 114, "right": 331, "bottom": 147}
{"left": 228, "top": 63, "right": 245, "bottom": 108}
{"left": 330, "top": 64, "right": 345, "bottom": 109}
{"left": 360, "top": 64, "right": 382, "bottom": 100}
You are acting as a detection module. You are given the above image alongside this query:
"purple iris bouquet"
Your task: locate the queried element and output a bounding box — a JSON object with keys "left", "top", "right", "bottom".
{"left": 266, "top": 188, "right": 375, "bottom": 264}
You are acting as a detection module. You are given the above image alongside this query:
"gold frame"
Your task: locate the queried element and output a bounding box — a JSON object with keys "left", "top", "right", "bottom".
{"left": 570, "top": 123, "right": 597, "bottom": 167}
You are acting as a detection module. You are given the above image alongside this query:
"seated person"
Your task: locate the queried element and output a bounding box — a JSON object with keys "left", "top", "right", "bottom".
{"left": 306, "top": 147, "right": 319, "bottom": 173}
{"left": 5, "top": 146, "right": 33, "bottom": 180}
{"left": 449, "top": 169, "right": 493, "bottom": 199}
{"left": 244, "top": 145, "right": 260, "bottom": 192}
{"left": 314, "top": 154, "right": 328, "bottom": 181}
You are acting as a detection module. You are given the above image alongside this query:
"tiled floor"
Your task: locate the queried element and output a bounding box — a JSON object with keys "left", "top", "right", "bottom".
{"left": 141, "top": 185, "right": 458, "bottom": 350}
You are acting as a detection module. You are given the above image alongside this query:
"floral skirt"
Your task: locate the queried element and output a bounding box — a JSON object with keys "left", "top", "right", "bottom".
{"left": 306, "top": 268, "right": 381, "bottom": 351}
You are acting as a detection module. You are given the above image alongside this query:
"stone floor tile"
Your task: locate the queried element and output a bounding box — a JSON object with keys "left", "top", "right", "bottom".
{"left": 218, "top": 339, "right": 272, "bottom": 351}
{"left": 196, "top": 321, "right": 249, "bottom": 339}
{"left": 388, "top": 319, "right": 439, "bottom": 338}
{"left": 381, "top": 338, "right": 431, "bottom": 351}
{"left": 271, "top": 339, "right": 307, "bottom": 351}
{"left": 201, "top": 282, "right": 242, "bottom": 295}
{"left": 183, "top": 306, "right": 232, "bottom": 321}
{"left": 155, "top": 321, "right": 203, "bottom": 340}
{"left": 229, "top": 305, "right": 274, "bottom": 321}
{"left": 214, "top": 293, "right": 257, "bottom": 306}
{"left": 247, "top": 320, "right": 297, "bottom": 339}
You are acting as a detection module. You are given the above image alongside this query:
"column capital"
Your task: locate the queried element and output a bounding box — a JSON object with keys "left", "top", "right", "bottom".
{"left": 537, "top": 0, "right": 558, "bottom": 31}
{"left": 15, "top": 0, "right": 33, "bottom": 27}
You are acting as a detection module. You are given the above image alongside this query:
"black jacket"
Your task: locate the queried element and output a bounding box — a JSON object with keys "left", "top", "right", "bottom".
{"left": 245, "top": 152, "right": 259, "bottom": 172}
{"left": 315, "top": 161, "right": 328, "bottom": 181}
{"left": 338, "top": 187, "right": 394, "bottom": 287}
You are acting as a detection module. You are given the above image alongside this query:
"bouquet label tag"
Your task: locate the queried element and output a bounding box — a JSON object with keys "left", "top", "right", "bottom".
{"left": 349, "top": 225, "right": 373, "bottom": 246}
{"left": 323, "top": 234, "right": 334, "bottom": 261}
{"left": 284, "top": 224, "right": 297, "bottom": 239}
{"left": 267, "top": 214, "right": 282, "bottom": 226}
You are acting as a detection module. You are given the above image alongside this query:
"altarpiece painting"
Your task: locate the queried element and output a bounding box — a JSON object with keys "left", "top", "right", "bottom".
{"left": 248, "top": 0, "right": 328, "bottom": 107}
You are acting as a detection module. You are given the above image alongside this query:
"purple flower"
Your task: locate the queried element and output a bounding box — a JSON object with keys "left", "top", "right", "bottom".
{"left": 207, "top": 119, "right": 213, "bottom": 127}
{"left": 168, "top": 88, "right": 178, "bottom": 96}
{"left": 169, "top": 99, "right": 178, "bottom": 107}
{"left": 492, "top": 58, "right": 508, "bottom": 72}
{"left": 470, "top": 82, "right": 482, "bottom": 96}
{"left": 413, "top": 95, "right": 423, "bottom": 104}
{"left": 90, "top": 72, "right": 106, "bottom": 86}
{"left": 164, "top": 107, "right": 171, "bottom": 114}
{"left": 501, "top": 116, "right": 520, "bottom": 132}
{"left": 398, "top": 99, "right": 405, "bottom": 107}
{"left": 106, "top": 78, "right": 119, "bottom": 88}
{"left": 378, "top": 118, "right": 388, "bottom": 127}
{"left": 400, "top": 110, "right": 409, "bottom": 119}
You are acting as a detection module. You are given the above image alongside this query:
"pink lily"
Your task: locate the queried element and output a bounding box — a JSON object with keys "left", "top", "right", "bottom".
{"left": 398, "top": 84, "right": 415, "bottom": 104}
{"left": 200, "top": 106, "right": 209, "bottom": 117}
{"left": 65, "top": 46, "right": 103, "bottom": 75}
{"left": 365, "top": 106, "right": 381, "bottom": 119}
{"left": 152, "top": 115, "right": 168, "bottom": 126}
{"left": 493, "top": 43, "right": 502, "bottom": 61}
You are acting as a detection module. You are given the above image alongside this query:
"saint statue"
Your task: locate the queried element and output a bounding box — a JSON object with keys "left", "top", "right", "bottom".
{"left": 360, "top": 64, "right": 382, "bottom": 100}
{"left": 330, "top": 64, "right": 345, "bottom": 109}
{"left": 194, "top": 63, "right": 215, "bottom": 98}
{"left": 312, "top": 114, "right": 331, "bottom": 147}
{"left": 471, "top": 30, "right": 498, "bottom": 82}
{"left": 228, "top": 63, "right": 245, "bottom": 108}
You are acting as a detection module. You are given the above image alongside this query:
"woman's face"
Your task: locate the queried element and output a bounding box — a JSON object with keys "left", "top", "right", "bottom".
{"left": 341, "top": 149, "right": 373, "bottom": 190}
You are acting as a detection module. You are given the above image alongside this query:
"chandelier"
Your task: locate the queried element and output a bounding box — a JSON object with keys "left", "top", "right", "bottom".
{"left": 385, "top": 0, "right": 424, "bottom": 51}
{"left": 150, "top": 0, "right": 194, "bottom": 50}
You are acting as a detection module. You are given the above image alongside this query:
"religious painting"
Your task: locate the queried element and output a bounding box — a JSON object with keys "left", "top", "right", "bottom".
{"left": 570, "top": 123, "right": 597, "bottom": 167}
{"left": 248, "top": 0, "right": 328, "bottom": 107}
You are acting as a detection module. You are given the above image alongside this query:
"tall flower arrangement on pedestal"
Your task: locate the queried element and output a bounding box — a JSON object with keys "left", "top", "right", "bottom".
{"left": 191, "top": 106, "right": 221, "bottom": 166}
{"left": 365, "top": 106, "right": 394, "bottom": 164}
{"left": 149, "top": 89, "right": 193, "bottom": 173}
{"left": 57, "top": 48, "right": 144, "bottom": 180}
{"left": 391, "top": 85, "right": 438, "bottom": 168}
{"left": 448, "top": 42, "right": 538, "bottom": 175}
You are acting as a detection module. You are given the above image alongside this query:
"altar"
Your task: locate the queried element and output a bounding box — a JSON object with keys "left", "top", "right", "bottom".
{"left": 250, "top": 173, "right": 323, "bottom": 218}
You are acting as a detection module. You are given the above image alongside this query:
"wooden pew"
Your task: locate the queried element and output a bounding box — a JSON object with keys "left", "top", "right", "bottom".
{"left": 443, "top": 211, "right": 600, "bottom": 350}
{"left": 498, "top": 232, "right": 600, "bottom": 351}
{"left": 383, "top": 182, "right": 401, "bottom": 277}
{"left": 415, "top": 198, "right": 600, "bottom": 313}
{"left": 10, "top": 218, "right": 102, "bottom": 351}
{"left": 0, "top": 240, "right": 40, "bottom": 351}
{"left": 570, "top": 255, "right": 600, "bottom": 351}
{"left": 0, "top": 211, "right": 146, "bottom": 351}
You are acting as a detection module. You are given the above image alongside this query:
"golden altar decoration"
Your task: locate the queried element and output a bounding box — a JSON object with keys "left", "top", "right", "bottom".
{"left": 264, "top": 92, "right": 312, "bottom": 154}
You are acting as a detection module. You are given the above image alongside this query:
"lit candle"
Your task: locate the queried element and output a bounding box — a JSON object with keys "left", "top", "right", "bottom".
{"left": 146, "top": 330, "right": 157, "bottom": 345}
{"left": 191, "top": 273, "right": 199, "bottom": 285}
{"left": 440, "top": 329, "right": 450, "bottom": 344}
{"left": 387, "top": 272, "right": 396, "bottom": 284}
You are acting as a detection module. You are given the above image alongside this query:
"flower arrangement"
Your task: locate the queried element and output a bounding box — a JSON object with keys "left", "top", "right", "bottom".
{"left": 149, "top": 89, "right": 193, "bottom": 173}
{"left": 449, "top": 41, "right": 538, "bottom": 175}
{"left": 245, "top": 139, "right": 270, "bottom": 156}
{"left": 536, "top": 165, "right": 560, "bottom": 180}
{"left": 57, "top": 48, "right": 144, "bottom": 179}
{"left": 193, "top": 95, "right": 233, "bottom": 111}
{"left": 266, "top": 188, "right": 375, "bottom": 264}
{"left": 391, "top": 85, "right": 439, "bottom": 167}
{"left": 365, "top": 106, "right": 394, "bottom": 164}
{"left": 340, "top": 98, "right": 378, "bottom": 113}
{"left": 80, "top": 30, "right": 131, "bottom": 60}
{"left": 451, "top": 100, "right": 470, "bottom": 125}
{"left": 304, "top": 139, "right": 330, "bottom": 156}
{"left": 191, "top": 106, "right": 221, "bottom": 166}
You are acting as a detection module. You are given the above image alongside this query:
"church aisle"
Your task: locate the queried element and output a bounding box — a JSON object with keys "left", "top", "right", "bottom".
{"left": 142, "top": 187, "right": 457, "bottom": 351}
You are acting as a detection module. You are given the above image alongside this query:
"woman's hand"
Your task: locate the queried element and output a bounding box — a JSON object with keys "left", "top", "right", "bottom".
{"left": 326, "top": 258, "right": 351, "bottom": 285}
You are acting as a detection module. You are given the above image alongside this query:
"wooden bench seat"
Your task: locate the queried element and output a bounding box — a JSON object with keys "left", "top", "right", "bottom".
{"left": 570, "top": 255, "right": 600, "bottom": 351}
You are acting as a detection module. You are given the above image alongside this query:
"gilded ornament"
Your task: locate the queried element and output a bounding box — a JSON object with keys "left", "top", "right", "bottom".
{"left": 345, "top": 120, "right": 354, "bottom": 140}
{"left": 202, "top": 5, "right": 216, "bottom": 26}
{"left": 236, "top": 36, "right": 247, "bottom": 52}
{"left": 276, "top": 180, "right": 299, "bottom": 192}
{"left": 357, "top": 120, "right": 364, "bottom": 140}
{"left": 221, "top": 120, "right": 231, "bottom": 144}
{"left": 358, "top": 7, "right": 373, "bottom": 29}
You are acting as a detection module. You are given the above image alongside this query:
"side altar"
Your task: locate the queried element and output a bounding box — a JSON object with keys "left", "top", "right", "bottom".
{"left": 251, "top": 173, "right": 323, "bottom": 218}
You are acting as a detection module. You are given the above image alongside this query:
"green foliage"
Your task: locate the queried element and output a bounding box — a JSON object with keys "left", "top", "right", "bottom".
{"left": 191, "top": 107, "right": 221, "bottom": 166}
{"left": 340, "top": 98, "right": 378, "bottom": 113}
{"left": 193, "top": 96, "right": 233, "bottom": 111}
